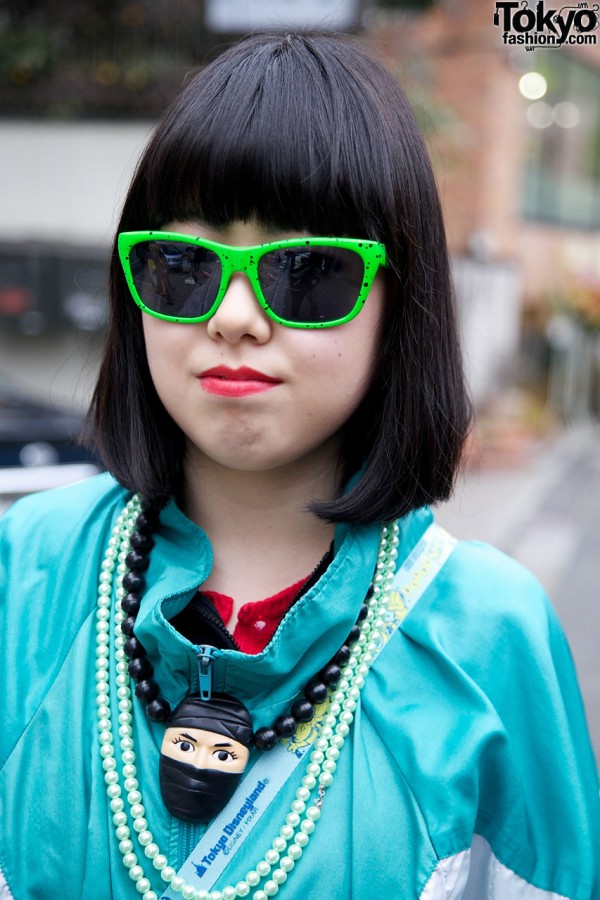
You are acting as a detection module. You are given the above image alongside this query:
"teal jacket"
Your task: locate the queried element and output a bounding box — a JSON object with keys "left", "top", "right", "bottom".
{"left": 1, "top": 473, "right": 598, "bottom": 898}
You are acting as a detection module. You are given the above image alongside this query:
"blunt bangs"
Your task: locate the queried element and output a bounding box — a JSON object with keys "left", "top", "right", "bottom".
{"left": 119, "top": 33, "right": 422, "bottom": 244}
{"left": 86, "top": 32, "right": 472, "bottom": 522}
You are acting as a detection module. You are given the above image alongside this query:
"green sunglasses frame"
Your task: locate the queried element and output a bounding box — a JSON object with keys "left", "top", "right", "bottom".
{"left": 117, "top": 231, "right": 387, "bottom": 329}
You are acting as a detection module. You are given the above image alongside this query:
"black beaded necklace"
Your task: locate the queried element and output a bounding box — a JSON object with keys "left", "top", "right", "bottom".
{"left": 121, "top": 501, "right": 370, "bottom": 754}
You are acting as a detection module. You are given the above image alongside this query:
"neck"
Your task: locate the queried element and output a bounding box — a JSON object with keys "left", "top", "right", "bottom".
{"left": 181, "top": 443, "right": 341, "bottom": 607}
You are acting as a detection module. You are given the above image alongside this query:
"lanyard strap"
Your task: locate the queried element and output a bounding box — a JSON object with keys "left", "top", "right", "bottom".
{"left": 161, "top": 521, "right": 457, "bottom": 897}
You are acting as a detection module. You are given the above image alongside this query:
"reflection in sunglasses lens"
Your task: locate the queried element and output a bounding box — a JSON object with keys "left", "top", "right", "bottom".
{"left": 132, "top": 242, "right": 222, "bottom": 318}
{"left": 257, "top": 247, "right": 364, "bottom": 323}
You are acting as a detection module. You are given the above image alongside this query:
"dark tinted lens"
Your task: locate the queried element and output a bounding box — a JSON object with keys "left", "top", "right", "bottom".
{"left": 129, "top": 240, "right": 221, "bottom": 318}
{"left": 257, "top": 247, "right": 365, "bottom": 323}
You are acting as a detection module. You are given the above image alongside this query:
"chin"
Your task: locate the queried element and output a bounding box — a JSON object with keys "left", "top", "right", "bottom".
{"left": 185, "top": 440, "right": 289, "bottom": 473}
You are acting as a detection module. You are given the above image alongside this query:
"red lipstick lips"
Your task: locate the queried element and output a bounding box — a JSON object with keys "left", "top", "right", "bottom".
{"left": 198, "top": 366, "right": 282, "bottom": 397}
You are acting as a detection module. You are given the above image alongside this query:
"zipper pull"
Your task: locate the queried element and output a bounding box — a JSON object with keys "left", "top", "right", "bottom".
{"left": 196, "top": 645, "right": 219, "bottom": 701}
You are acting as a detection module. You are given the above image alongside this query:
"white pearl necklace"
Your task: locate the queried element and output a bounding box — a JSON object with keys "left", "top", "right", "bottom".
{"left": 95, "top": 494, "right": 399, "bottom": 899}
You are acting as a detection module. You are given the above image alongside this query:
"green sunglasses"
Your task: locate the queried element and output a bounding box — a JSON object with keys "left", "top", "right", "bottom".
{"left": 117, "top": 231, "right": 387, "bottom": 329}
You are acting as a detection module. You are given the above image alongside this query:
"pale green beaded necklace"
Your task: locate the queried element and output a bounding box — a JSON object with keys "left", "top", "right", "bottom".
{"left": 95, "top": 494, "right": 399, "bottom": 900}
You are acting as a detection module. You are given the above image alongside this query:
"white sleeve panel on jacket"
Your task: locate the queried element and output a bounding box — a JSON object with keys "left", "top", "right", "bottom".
{"left": 0, "top": 866, "right": 14, "bottom": 900}
{"left": 421, "top": 835, "right": 572, "bottom": 900}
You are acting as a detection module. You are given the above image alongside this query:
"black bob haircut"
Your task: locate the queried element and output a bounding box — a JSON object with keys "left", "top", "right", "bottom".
{"left": 86, "top": 31, "right": 472, "bottom": 524}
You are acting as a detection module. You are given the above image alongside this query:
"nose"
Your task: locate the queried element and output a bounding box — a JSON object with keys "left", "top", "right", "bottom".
{"left": 206, "top": 273, "right": 272, "bottom": 344}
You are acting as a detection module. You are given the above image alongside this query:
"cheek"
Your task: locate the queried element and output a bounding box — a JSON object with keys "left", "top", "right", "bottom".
{"left": 143, "top": 316, "right": 165, "bottom": 373}
{"left": 143, "top": 316, "right": 192, "bottom": 394}
{"left": 287, "top": 321, "right": 381, "bottom": 440}
{"left": 329, "top": 344, "right": 375, "bottom": 414}
{"left": 314, "top": 291, "right": 383, "bottom": 396}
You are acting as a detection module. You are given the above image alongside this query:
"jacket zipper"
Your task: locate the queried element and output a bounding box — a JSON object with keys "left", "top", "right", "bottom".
{"left": 197, "top": 603, "right": 242, "bottom": 651}
{"left": 266, "top": 543, "right": 335, "bottom": 646}
{"left": 178, "top": 820, "right": 198, "bottom": 867}
{"left": 195, "top": 644, "right": 221, "bottom": 700}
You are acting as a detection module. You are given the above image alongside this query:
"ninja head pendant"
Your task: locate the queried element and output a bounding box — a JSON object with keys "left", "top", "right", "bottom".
{"left": 159, "top": 693, "right": 254, "bottom": 822}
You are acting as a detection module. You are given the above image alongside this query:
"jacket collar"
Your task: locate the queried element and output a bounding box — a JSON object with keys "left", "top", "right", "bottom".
{"left": 133, "top": 495, "right": 432, "bottom": 727}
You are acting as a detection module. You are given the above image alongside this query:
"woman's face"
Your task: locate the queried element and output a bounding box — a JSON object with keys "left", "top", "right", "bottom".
{"left": 142, "top": 220, "right": 385, "bottom": 480}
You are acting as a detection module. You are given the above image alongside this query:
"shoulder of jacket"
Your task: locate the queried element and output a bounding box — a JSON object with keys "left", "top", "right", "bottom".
{"left": 445, "top": 536, "right": 550, "bottom": 617}
{"left": 446, "top": 534, "right": 544, "bottom": 586}
{"left": 0, "top": 472, "right": 128, "bottom": 552}
{"left": 399, "top": 531, "right": 560, "bottom": 658}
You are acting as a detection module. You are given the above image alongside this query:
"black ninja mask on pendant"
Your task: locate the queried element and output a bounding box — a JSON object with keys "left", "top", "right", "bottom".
{"left": 159, "top": 693, "right": 254, "bottom": 822}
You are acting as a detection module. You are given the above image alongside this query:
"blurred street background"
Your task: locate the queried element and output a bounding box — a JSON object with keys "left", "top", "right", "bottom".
{"left": 1, "top": 0, "right": 599, "bottom": 760}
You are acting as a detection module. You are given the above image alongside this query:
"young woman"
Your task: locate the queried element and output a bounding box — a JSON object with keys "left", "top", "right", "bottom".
{"left": 1, "top": 32, "right": 598, "bottom": 900}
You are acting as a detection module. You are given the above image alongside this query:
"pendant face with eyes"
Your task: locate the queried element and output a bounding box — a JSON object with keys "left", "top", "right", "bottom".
{"left": 159, "top": 694, "right": 254, "bottom": 822}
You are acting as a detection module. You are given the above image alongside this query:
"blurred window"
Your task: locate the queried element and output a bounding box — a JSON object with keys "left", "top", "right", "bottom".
{"left": 521, "top": 53, "right": 600, "bottom": 229}
{"left": 0, "top": 244, "right": 108, "bottom": 335}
